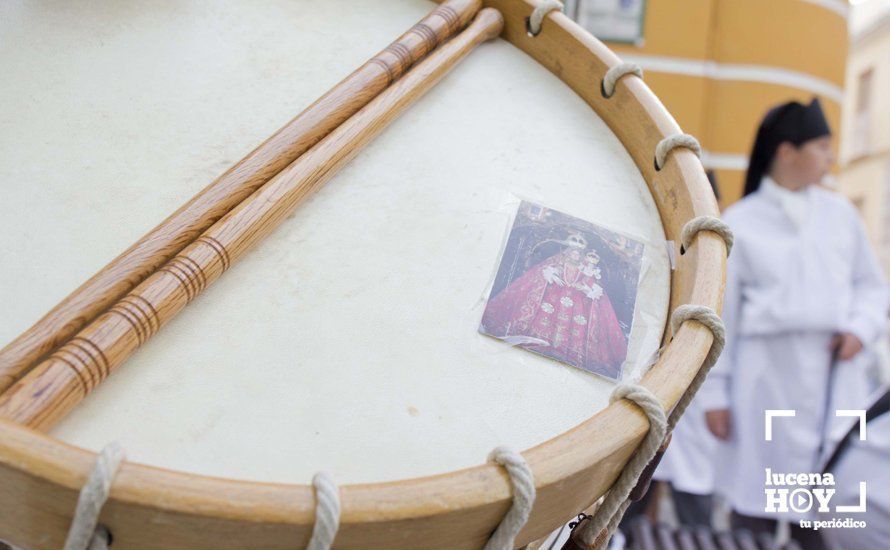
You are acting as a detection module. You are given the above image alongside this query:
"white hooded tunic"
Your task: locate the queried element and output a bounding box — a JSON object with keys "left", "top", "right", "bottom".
{"left": 698, "top": 179, "right": 888, "bottom": 520}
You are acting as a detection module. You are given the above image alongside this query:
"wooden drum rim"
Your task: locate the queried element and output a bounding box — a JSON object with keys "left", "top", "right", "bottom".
{"left": 0, "top": 0, "right": 726, "bottom": 547}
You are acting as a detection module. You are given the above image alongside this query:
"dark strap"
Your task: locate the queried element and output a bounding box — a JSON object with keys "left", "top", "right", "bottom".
{"left": 822, "top": 387, "right": 890, "bottom": 473}
{"left": 629, "top": 434, "right": 671, "bottom": 501}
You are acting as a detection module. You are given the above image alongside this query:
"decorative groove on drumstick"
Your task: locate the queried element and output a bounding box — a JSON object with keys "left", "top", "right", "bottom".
{"left": 383, "top": 43, "right": 414, "bottom": 75}
{"left": 49, "top": 353, "right": 91, "bottom": 395}
{"left": 375, "top": 12, "right": 462, "bottom": 86}
{"left": 410, "top": 22, "right": 439, "bottom": 48}
{"left": 195, "top": 236, "right": 232, "bottom": 272}
{"left": 178, "top": 256, "right": 209, "bottom": 291}
{"left": 435, "top": 5, "right": 461, "bottom": 34}
{"left": 108, "top": 304, "right": 148, "bottom": 346}
{"left": 369, "top": 58, "right": 396, "bottom": 86}
{"left": 67, "top": 339, "right": 110, "bottom": 382}
{"left": 53, "top": 346, "right": 96, "bottom": 392}
{"left": 0, "top": 0, "right": 482, "bottom": 394}
{"left": 51, "top": 337, "right": 110, "bottom": 393}
{"left": 159, "top": 256, "right": 208, "bottom": 302}
{"left": 108, "top": 296, "right": 161, "bottom": 346}
{"left": 123, "top": 296, "right": 160, "bottom": 335}
{"left": 0, "top": 7, "right": 505, "bottom": 431}
{"left": 159, "top": 264, "right": 192, "bottom": 302}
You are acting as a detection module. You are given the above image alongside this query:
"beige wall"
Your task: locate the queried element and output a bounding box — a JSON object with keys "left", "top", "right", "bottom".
{"left": 841, "top": 157, "right": 888, "bottom": 240}
{"left": 840, "top": 14, "right": 890, "bottom": 164}
{"left": 839, "top": 7, "right": 890, "bottom": 270}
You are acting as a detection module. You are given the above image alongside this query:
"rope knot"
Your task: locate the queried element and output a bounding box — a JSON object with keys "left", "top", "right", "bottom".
{"left": 528, "top": 1, "right": 563, "bottom": 36}
{"left": 670, "top": 304, "right": 725, "bottom": 343}
{"left": 602, "top": 63, "right": 642, "bottom": 98}
{"left": 484, "top": 446, "right": 536, "bottom": 550}
{"left": 308, "top": 471, "right": 341, "bottom": 550}
{"left": 63, "top": 442, "right": 125, "bottom": 550}
{"left": 655, "top": 133, "right": 701, "bottom": 170}
{"left": 573, "top": 384, "right": 667, "bottom": 547}
{"left": 680, "top": 215, "right": 734, "bottom": 256}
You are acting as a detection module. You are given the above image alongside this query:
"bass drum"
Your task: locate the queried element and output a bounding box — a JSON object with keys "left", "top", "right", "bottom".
{"left": 0, "top": 0, "right": 725, "bottom": 548}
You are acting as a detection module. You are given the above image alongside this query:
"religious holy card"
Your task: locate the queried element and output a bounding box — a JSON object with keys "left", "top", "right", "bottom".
{"left": 479, "top": 201, "right": 644, "bottom": 380}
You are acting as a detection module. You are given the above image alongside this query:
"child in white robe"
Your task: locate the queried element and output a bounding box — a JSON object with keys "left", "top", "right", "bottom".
{"left": 699, "top": 98, "right": 888, "bottom": 547}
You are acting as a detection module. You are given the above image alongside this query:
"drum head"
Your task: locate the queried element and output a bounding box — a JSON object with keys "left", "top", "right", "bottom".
{"left": 0, "top": 0, "right": 669, "bottom": 485}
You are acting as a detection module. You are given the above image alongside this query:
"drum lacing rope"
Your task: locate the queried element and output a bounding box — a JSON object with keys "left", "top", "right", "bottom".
{"left": 63, "top": 443, "right": 125, "bottom": 550}
{"left": 601, "top": 63, "right": 642, "bottom": 98}
{"left": 308, "top": 471, "right": 341, "bottom": 550}
{"left": 654, "top": 134, "right": 701, "bottom": 171}
{"left": 680, "top": 216, "right": 734, "bottom": 257}
{"left": 573, "top": 385, "right": 666, "bottom": 548}
{"left": 485, "top": 446, "right": 536, "bottom": 550}
{"left": 665, "top": 305, "right": 726, "bottom": 432}
{"left": 528, "top": 0, "right": 563, "bottom": 36}
{"left": 572, "top": 305, "right": 726, "bottom": 548}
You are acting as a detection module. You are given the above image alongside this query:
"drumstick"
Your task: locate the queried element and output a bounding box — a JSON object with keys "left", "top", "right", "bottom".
{"left": 0, "top": 0, "right": 482, "bottom": 394}
{"left": 0, "top": 8, "right": 505, "bottom": 431}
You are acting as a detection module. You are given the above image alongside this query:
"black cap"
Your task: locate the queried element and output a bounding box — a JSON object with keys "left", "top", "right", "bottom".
{"left": 743, "top": 98, "right": 832, "bottom": 196}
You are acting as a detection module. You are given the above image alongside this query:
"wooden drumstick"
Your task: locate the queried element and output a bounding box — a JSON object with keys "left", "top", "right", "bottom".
{"left": 0, "top": 0, "right": 482, "bottom": 393}
{"left": 0, "top": 8, "right": 505, "bottom": 430}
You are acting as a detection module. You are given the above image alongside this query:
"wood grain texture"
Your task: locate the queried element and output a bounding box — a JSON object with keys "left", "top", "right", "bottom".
{"left": 0, "top": 0, "right": 482, "bottom": 394}
{"left": 0, "top": 2, "right": 726, "bottom": 549}
{"left": 0, "top": 10, "right": 505, "bottom": 430}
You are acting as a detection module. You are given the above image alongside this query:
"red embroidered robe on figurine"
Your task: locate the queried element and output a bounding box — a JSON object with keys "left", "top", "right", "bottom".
{"left": 481, "top": 250, "right": 627, "bottom": 378}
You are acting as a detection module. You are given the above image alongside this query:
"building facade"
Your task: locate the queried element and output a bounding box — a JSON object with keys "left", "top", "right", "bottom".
{"left": 839, "top": 1, "right": 890, "bottom": 270}
{"left": 565, "top": 0, "right": 849, "bottom": 208}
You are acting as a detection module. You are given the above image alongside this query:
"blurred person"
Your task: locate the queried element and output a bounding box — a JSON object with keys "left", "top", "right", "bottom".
{"left": 698, "top": 98, "right": 889, "bottom": 547}
{"left": 818, "top": 386, "right": 890, "bottom": 549}
{"left": 651, "top": 400, "right": 716, "bottom": 528}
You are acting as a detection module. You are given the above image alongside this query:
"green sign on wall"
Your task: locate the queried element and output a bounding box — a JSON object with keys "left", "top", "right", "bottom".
{"left": 565, "top": 0, "right": 648, "bottom": 45}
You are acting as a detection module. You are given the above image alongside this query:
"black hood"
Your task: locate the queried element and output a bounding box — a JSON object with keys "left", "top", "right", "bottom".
{"left": 743, "top": 98, "right": 832, "bottom": 197}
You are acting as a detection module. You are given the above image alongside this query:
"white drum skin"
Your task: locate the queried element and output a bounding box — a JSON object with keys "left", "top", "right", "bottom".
{"left": 0, "top": 0, "right": 669, "bottom": 485}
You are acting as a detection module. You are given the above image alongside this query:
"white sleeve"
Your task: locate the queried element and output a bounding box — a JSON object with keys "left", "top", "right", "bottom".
{"left": 841, "top": 211, "right": 889, "bottom": 347}
{"left": 698, "top": 228, "right": 746, "bottom": 411}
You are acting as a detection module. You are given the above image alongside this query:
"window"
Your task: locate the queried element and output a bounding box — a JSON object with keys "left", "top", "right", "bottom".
{"left": 566, "top": 0, "right": 647, "bottom": 45}
{"left": 853, "top": 68, "right": 873, "bottom": 157}
{"left": 882, "top": 162, "right": 890, "bottom": 266}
